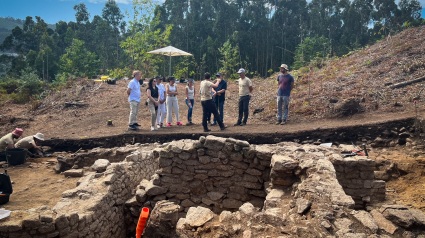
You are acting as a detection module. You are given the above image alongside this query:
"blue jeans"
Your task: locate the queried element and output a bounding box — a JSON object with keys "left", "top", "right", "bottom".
{"left": 185, "top": 99, "right": 194, "bottom": 122}
{"left": 213, "top": 97, "right": 224, "bottom": 124}
{"left": 277, "top": 96, "right": 290, "bottom": 121}
{"left": 237, "top": 95, "right": 250, "bottom": 124}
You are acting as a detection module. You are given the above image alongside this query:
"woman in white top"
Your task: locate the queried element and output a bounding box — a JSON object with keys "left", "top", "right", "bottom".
{"left": 185, "top": 79, "right": 195, "bottom": 125}
{"left": 165, "top": 77, "right": 182, "bottom": 126}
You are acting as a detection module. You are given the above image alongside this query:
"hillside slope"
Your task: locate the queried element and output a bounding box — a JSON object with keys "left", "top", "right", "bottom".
{"left": 0, "top": 26, "right": 424, "bottom": 140}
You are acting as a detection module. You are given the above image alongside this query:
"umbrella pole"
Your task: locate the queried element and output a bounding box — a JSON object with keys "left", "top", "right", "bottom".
{"left": 169, "top": 53, "right": 171, "bottom": 77}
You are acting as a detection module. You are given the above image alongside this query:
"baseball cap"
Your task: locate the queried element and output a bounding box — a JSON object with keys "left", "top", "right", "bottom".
{"left": 216, "top": 72, "right": 223, "bottom": 77}
{"left": 237, "top": 68, "right": 245, "bottom": 74}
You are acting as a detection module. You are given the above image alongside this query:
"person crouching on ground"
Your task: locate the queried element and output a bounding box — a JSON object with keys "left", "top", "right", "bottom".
{"left": 147, "top": 78, "right": 159, "bottom": 131}
{"left": 127, "top": 71, "right": 142, "bottom": 130}
{"left": 156, "top": 76, "right": 166, "bottom": 128}
{"left": 0, "top": 128, "right": 23, "bottom": 161}
{"left": 185, "top": 79, "right": 195, "bottom": 125}
{"left": 276, "top": 64, "right": 294, "bottom": 125}
{"left": 166, "top": 77, "right": 182, "bottom": 126}
{"left": 234, "top": 68, "right": 253, "bottom": 126}
{"left": 200, "top": 72, "right": 226, "bottom": 132}
{"left": 211, "top": 72, "right": 227, "bottom": 126}
{"left": 15, "top": 133, "right": 45, "bottom": 157}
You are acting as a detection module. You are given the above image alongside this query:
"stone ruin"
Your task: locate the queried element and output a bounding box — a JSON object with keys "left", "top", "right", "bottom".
{"left": 0, "top": 136, "right": 424, "bottom": 238}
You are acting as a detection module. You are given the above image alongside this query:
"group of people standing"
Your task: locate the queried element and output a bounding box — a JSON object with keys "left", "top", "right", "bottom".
{"left": 126, "top": 64, "right": 294, "bottom": 132}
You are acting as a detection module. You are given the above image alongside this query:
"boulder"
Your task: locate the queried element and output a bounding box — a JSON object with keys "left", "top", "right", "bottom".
{"left": 370, "top": 210, "right": 398, "bottom": 234}
{"left": 145, "top": 183, "right": 168, "bottom": 196}
{"left": 136, "top": 189, "right": 147, "bottom": 203}
{"left": 63, "top": 169, "right": 84, "bottom": 177}
{"left": 180, "top": 206, "right": 215, "bottom": 228}
{"left": 239, "top": 202, "right": 256, "bottom": 215}
{"left": 296, "top": 198, "right": 312, "bottom": 214}
{"left": 143, "top": 201, "right": 180, "bottom": 237}
{"left": 54, "top": 156, "right": 74, "bottom": 173}
{"left": 207, "top": 191, "right": 224, "bottom": 201}
{"left": 353, "top": 211, "right": 378, "bottom": 233}
{"left": 90, "top": 159, "right": 110, "bottom": 172}
{"left": 271, "top": 155, "right": 298, "bottom": 172}
{"left": 382, "top": 206, "right": 415, "bottom": 228}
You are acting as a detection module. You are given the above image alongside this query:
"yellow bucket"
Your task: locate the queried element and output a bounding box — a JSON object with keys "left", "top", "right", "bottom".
{"left": 101, "top": 76, "right": 109, "bottom": 81}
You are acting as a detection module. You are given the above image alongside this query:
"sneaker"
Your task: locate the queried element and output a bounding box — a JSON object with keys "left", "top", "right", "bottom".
{"left": 133, "top": 123, "right": 141, "bottom": 127}
{"left": 280, "top": 120, "right": 287, "bottom": 125}
{"left": 276, "top": 120, "right": 282, "bottom": 125}
{"left": 156, "top": 124, "right": 161, "bottom": 129}
{"left": 240, "top": 122, "right": 246, "bottom": 126}
{"left": 204, "top": 129, "right": 211, "bottom": 132}
{"left": 151, "top": 126, "right": 158, "bottom": 131}
{"left": 128, "top": 125, "right": 137, "bottom": 130}
{"left": 234, "top": 122, "right": 241, "bottom": 126}
{"left": 211, "top": 122, "right": 217, "bottom": 126}
{"left": 161, "top": 124, "right": 166, "bottom": 128}
{"left": 167, "top": 123, "right": 172, "bottom": 127}
{"left": 176, "top": 122, "right": 183, "bottom": 125}
{"left": 186, "top": 122, "right": 194, "bottom": 126}
{"left": 220, "top": 126, "right": 227, "bottom": 130}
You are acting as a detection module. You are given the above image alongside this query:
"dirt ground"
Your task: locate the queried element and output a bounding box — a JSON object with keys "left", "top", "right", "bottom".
{"left": 0, "top": 78, "right": 422, "bottom": 141}
{"left": 369, "top": 147, "right": 425, "bottom": 212}
{"left": 0, "top": 157, "right": 79, "bottom": 211}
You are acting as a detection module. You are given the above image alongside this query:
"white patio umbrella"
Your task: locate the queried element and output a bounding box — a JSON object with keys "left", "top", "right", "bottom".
{"left": 147, "top": 46, "right": 193, "bottom": 77}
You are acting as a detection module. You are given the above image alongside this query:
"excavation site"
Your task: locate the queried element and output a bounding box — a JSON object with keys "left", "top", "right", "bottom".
{"left": 0, "top": 116, "right": 424, "bottom": 238}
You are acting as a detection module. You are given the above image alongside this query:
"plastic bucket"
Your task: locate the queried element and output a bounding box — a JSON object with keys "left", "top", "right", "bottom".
{"left": 0, "top": 194, "right": 10, "bottom": 205}
{"left": 6, "top": 148, "right": 27, "bottom": 166}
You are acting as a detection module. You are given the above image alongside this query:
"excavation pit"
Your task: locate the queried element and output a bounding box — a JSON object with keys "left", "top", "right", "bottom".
{"left": 0, "top": 125, "right": 424, "bottom": 237}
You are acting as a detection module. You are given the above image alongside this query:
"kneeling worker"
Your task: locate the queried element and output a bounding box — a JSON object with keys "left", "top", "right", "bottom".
{"left": 0, "top": 128, "right": 24, "bottom": 161}
{"left": 15, "top": 133, "right": 45, "bottom": 157}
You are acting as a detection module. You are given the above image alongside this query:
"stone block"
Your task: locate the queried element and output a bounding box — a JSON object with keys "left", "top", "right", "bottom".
{"left": 360, "top": 171, "right": 375, "bottom": 180}
{"left": 239, "top": 202, "right": 255, "bottom": 215}
{"left": 198, "top": 156, "right": 210, "bottom": 164}
{"left": 240, "top": 181, "right": 262, "bottom": 189}
{"left": 370, "top": 210, "right": 398, "bottom": 234}
{"left": 183, "top": 206, "right": 215, "bottom": 228}
{"left": 271, "top": 155, "right": 298, "bottom": 171}
{"left": 204, "top": 136, "right": 226, "bottom": 151}
{"left": 207, "top": 191, "right": 224, "bottom": 201}
{"left": 245, "top": 168, "right": 262, "bottom": 176}
{"left": 22, "top": 214, "right": 42, "bottom": 229}
{"left": 383, "top": 208, "right": 415, "bottom": 228}
{"left": 63, "top": 169, "right": 84, "bottom": 177}
{"left": 353, "top": 211, "right": 378, "bottom": 233}
{"left": 145, "top": 183, "right": 168, "bottom": 196}
{"left": 255, "top": 145, "right": 273, "bottom": 160}
{"left": 91, "top": 159, "right": 110, "bottom": 173}
{"left": 371, "top": 180, "right": 386, "bottom": 189}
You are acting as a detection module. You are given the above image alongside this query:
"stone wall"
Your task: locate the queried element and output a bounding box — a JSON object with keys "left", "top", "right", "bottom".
{"left": 330, "top": 154, "right": 386, "bottom": 208}
{"left": 0, "top": 149, "right": 158, "bottom": 238}
{"left": 140, "top": 136, "right": 271, "bottom": 215}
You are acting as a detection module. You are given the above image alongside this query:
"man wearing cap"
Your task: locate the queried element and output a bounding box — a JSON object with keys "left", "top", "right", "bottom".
{"left": 156, "top": 76, "right": 167, "bottom": 128}
{"left": 0, "top": 128, "right": 23, "bottom": 160}
{"left": 276, "top": 64, "right": 295, "bottom": 125}
{"left": 127, "top": 70, "right": 142, "bottom": 130}
{"left": 15, "top": 133, "right": 45, "bottom": 157}
{"left": 200, "top": 73, "right": 226, "bottom": 132}
{"left": 211, "top": 72, "right": 227, "bottom": 126}
{"left": 234, "top": 68, "right": 253, "bottom": 126}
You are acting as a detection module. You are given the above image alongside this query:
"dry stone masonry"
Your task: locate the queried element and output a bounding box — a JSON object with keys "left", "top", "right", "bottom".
{"left": 1, "top": 136, "right": 425, "bottom": 237}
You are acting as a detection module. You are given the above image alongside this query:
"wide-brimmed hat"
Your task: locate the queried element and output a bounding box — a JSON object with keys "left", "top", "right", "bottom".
{"left": 237, "top": 68, "right": 245, "bottom": 74}
{"left": 12, "top": 128, "right": 23, "bottom": 137}
{"left": 279, "top": 64, "right": 289, "bottom": 70}
{"left": 34, "top": 133, "right": 44, "bottom": 141}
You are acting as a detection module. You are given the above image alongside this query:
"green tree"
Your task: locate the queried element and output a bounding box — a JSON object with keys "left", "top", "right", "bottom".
{"left": 102, "top": 0, "right": 125, "bottom": 67}
{"left": 59, "top": 39, "right": 100, "bottom": 78}
{"left": 294, "top": 36, "right": 330, "bottom": 69}
{"left": 218, "top": 37, "right": 240, "bottom": 79}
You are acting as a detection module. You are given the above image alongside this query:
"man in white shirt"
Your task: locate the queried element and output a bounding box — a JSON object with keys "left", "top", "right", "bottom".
{"left": 156, "top": 76, "right": 166, "bottom": 128}
{"left": 127, "top": 71, "right": 142, "bottom": 130}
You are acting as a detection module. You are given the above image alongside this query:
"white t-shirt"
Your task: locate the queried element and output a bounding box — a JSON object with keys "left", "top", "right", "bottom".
{"left": 186, "top": 85, "right": 194, "bottom": 100}
{"left": 127, "top": 78, "right": 141, "bottom": 102}
{"left": 157, "top": 84, "right": 166, "bottom": 101}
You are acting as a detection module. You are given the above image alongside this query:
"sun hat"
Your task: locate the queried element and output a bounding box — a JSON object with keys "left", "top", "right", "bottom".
{"left": 279, "top": 64, "right": 289, "bottom": 70}
{"left": 237, "top": 68, "right": 245, "bottom": 74}
{"left": 12, "top": 128, "right": 23, "bottom": 137}
{"left": 33, "top": 133, "right": 44, "bottom": 141}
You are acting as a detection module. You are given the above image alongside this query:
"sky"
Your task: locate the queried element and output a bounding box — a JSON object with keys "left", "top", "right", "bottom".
{"left": 0, "top": 0, "right": 424, "bottom": 25}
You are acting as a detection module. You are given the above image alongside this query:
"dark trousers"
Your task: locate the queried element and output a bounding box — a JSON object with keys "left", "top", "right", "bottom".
{"left": 237, "top": 95, "right": 250, "bottom": 124}
{"left": 201, "top": 100, "right": 224, "bottom": 130}
{"left": 213, "top": 97, "right": 225, "bottom": 124}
